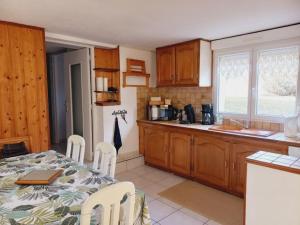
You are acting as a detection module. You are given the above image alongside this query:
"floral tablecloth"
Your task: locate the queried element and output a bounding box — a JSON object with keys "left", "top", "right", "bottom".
{"left": 0, "top": 150, "right": 151, "bottom": 225}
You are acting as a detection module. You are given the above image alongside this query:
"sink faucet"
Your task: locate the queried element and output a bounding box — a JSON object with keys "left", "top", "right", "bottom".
{"left": 230, "top": 119, "right": 250, "bottom": 129}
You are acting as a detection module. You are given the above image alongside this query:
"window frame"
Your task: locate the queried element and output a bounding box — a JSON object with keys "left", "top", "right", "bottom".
{"left": 213, "top": 38, "right": 300, "bottom": 123}
{"left": 213, "top": 47, "right": 252, "bottom": 121}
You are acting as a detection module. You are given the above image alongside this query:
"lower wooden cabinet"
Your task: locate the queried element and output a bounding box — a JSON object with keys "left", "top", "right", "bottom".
{"left": 169, "top": 132, "right": 192, "bottom": 176}
{"left": 144, "top": 127, "right": 169, "bottom": 169}
{"left": 138, "top": 122, "right": 289, "bottom": 196}
{"left": 230, "top": 141, "right": 288, "bottom": 195}
{"left": 192, "top": 134, "right": 230, "bottom": 189}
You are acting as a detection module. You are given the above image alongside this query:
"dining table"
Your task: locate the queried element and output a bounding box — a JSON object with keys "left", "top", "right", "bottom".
{"left": 0, "top": 150, "right": 151, "bottom": 225}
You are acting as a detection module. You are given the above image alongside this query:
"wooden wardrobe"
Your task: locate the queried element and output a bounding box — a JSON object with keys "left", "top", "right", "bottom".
{"left": 0, "top": 21, "right": 50, "bottom": 152}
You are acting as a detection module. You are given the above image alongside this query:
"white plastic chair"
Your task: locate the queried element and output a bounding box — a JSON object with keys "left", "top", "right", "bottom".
{"left": 80, "top": 182, "right": 135, "bottom": 225}
{"left": 93, "top": 142, "right": 117, "bottom": 178}
{"left": 66, "top": 135, "right": 85, "bottom": 165}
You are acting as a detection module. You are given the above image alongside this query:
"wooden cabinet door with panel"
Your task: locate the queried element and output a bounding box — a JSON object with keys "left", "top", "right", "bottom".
{"left": 230, "top": 141, "right": 288, "bottom": 195}
{"left": 175, "top": 40, "right": 199, "bottom": 85}
{"left": 156, "top": 46, "right": 175, "bottom": 86}
{"left": 192, "top": 134, "right": 230, "bottom": 188}
{"left": 144, "top": 127, "right": 169, "bottom": 169}
{"left": 169, "top": 132, "right": 192, "bottom": 176}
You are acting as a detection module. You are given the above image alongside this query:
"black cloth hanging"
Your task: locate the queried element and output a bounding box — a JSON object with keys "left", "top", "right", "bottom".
{"left": 113, "top": 117, "right": 122, "bottom": 153}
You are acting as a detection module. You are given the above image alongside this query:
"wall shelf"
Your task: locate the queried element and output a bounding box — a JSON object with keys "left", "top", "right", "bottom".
{"left": 94, "top": 47, "right": 121, "bottom": 106}
{"left": 95, "top": 101, "right": 121, "bottom": 106}
{"left": 94, "top": 90, "right": 119, "bottom": 94}
{"left": 93, "top": 67, "right": 120, "bottom": 72}
{"left": 123, "top": 58, "right": 150, "bottom": 87}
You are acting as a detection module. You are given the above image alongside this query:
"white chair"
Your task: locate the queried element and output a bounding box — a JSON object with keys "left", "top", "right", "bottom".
{"left": 66, "top": 135, "right": 85, "bottom": 165}
{"left": 80, "top": 182, "right": 135, "bottom": 225}
{"left": 93, "top": 142, "right": 117, "bottom": 178}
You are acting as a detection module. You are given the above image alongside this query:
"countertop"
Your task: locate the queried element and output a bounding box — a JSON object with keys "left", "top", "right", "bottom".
{"left": 247, "top": 151, "right": 300, "bottom": 175}
{"left": 137, "top": 119, "right": 300, "bottom": 147}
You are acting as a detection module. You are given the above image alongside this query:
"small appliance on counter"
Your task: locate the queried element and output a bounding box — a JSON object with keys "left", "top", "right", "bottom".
{"left": 201, "top": 104, "right": 214, "bottom": 125}
{"left": 147, "top": 97, "right": 178, "bottom": 121}
{"left": 182, "top": 104, "right": 196, "bottom": 124}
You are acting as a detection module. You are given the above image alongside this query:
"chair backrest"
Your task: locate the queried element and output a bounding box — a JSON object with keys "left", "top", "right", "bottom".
{"left": 81, "top": 182, "right": 135, "bottom": 225}
{"left": 93, "top": 142, "right": 117, "bottom": 178}
{"left": 66, "top": 135, "right": 85, "bottom": 165}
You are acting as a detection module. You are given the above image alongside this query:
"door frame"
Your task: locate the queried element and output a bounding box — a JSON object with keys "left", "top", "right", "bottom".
{"left": 45, "top": 33, "right": 118, "bottom": 161}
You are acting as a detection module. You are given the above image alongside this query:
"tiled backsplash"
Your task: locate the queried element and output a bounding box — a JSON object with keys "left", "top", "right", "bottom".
{"left": 137, "top": 86, "right": 212, "bottom": 120}
{"left": 137, "top": 86, "right": 283, "bottom": 132}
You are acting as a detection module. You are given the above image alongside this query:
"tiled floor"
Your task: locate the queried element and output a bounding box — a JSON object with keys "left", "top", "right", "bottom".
{"left": 116, "top": 165, "right": 223, "bottom": 225}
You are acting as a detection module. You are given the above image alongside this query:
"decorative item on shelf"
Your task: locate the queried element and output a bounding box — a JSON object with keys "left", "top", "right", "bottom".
{"left": 96, "top": 77, "right": 104, "bottom": 91}
{"left": 123, "top": 58, "right": 150, "bottom": 87}
{"left": 149, "top": 96, "right": 163, "bottom": 106}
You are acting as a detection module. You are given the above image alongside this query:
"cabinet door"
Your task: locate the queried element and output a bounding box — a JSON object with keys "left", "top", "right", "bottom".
{"left": 230, "top": 141, "right": 288, "bottom": 195}
{"left": 175, "top": 41, "right": 199, "bottom": 85}
{"left": 169, "top": 132, "right": 192, "bottom": 176}
{"left": 144, "top": 127, "right": 169, "bottom": 169}
{"left": 156, "top": 46, "right": 175, "bottom": 86}
{"left": 192, "top": 134, "right": 230, "bottom": 188}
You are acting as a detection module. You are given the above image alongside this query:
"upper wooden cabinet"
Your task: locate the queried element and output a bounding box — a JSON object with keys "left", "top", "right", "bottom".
{"left": 156, "top": 46, "right": 175, "bottom": 86}
{"left": 169, "top": 132, "right": 192, "bottom": 176}
{"left": 175, "top": 41, "right": 199, "bottom": 85}
{"left": 156, "top": 39, "right": 211, "bottom": 87}
{"left": 192, "top": 134, "right": 230, "bottom": 189}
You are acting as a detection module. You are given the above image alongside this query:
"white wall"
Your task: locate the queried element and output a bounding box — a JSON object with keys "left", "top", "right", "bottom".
{"left": 246, "top": 163, "right": 300, "bottom": 225}
{"left": 92, "top": 47, "right": 156, "bottom": 156}
{"left": 211, "top": 24, "right": 300, "bottom": 50}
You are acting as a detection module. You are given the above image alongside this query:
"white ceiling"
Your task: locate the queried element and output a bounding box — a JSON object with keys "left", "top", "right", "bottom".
{"left": 1, "top": 0, "right": 299, "bottom": 50}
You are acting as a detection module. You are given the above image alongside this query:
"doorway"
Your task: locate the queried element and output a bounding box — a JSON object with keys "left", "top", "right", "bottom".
{"left": 46, "top": 42, "right": 93, "bottom": 160}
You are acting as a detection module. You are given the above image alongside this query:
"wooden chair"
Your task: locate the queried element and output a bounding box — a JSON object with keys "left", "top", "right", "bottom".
{"left": 93, "top": 142, "right": 117, "bottom": 178}
{"left": 66, "top": 135, "right": 85, "bottom": 165}
{"left": 80, "top": 182, "right": 135, "bottom": 225}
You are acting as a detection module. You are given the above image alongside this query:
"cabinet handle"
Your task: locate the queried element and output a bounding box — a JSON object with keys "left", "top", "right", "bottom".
{"left": 232, "top": 163, "right": 235, "bottom": 170}
{"left": 225, "top": 161, "right": 228, "bottom": 168}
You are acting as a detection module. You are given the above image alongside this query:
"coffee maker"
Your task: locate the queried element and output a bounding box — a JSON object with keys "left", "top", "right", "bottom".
{"left": 201, "top": 104, "right": 214, "bottom": 125}
{"left": 183, "top": 104, "right": 196, "bottom": 124}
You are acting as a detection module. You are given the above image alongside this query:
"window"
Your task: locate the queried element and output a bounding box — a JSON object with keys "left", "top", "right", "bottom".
{"left": 214, "top": 41, "right": 300, "bottom": 122}
{"left": 256, "top": 46, "right": 299, "bottom": 117}
{"left": 217, "top": 52, "right": 250, "bottom": 115}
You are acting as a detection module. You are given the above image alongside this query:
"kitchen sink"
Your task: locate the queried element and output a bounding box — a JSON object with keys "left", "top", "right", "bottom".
{"left": 209, "top": 125, "right": 275, "bottom": 137}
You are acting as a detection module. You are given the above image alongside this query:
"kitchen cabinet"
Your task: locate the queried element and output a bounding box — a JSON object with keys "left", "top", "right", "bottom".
{"left": 156, "top": 39, "right": 211, "bottom": 87}
{"left": 175, "top": 41, "right": 199, "bottom": 85}
{"left": 230, "top": 140, "right": 288, "bottom": 195}
{"left": 169, "top": 132, "right": 192, "bottom": 176}
{"left": 144, "top": 127, "right": 169, "bottom": 169}
{"left": 156, "top": 46, "right": 175, "bottom": 86}
{"left": 192, "top": 134, "right": 230, "bottom": 188}
{"left": 137, "top": 121, "right": 290, "bottom": 197}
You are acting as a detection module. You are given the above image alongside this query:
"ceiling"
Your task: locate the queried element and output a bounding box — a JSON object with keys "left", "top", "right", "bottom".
{"left": 1, "top": 0, "right": 299, "bottom": 50}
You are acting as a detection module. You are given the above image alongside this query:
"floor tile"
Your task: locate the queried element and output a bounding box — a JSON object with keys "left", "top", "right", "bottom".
{"left": 115, "top": 171, "right": 139, "bottom": 181}
{"left": 143, "top": 183, "right": 168, "bottom": 197}
{"left": 145, "top": 193, "right": 159, "bottom": 203}
{"left": 158, "top": 174, "right": 185, "bottom": 188}
{"left": 130, "top": 176, "right": 153, "bottom": 189}
{"left": 148, "top": 200, "right": 178, "bottom": 222}
{"left": 157, "top": 197, "right": 182, "bottom": 209}
{"left": 205, "top": 220, "right": 223, "bottom": 225}
{"left": 180, "top": 208, "right": 209, "bottom": 223}
{"left": 159, "top": 210, "right": 205, "bottom": 225}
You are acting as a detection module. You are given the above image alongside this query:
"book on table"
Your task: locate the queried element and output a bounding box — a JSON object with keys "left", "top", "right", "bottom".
{"left": 15, "top": 170, "right": 63, "bottom": 185}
